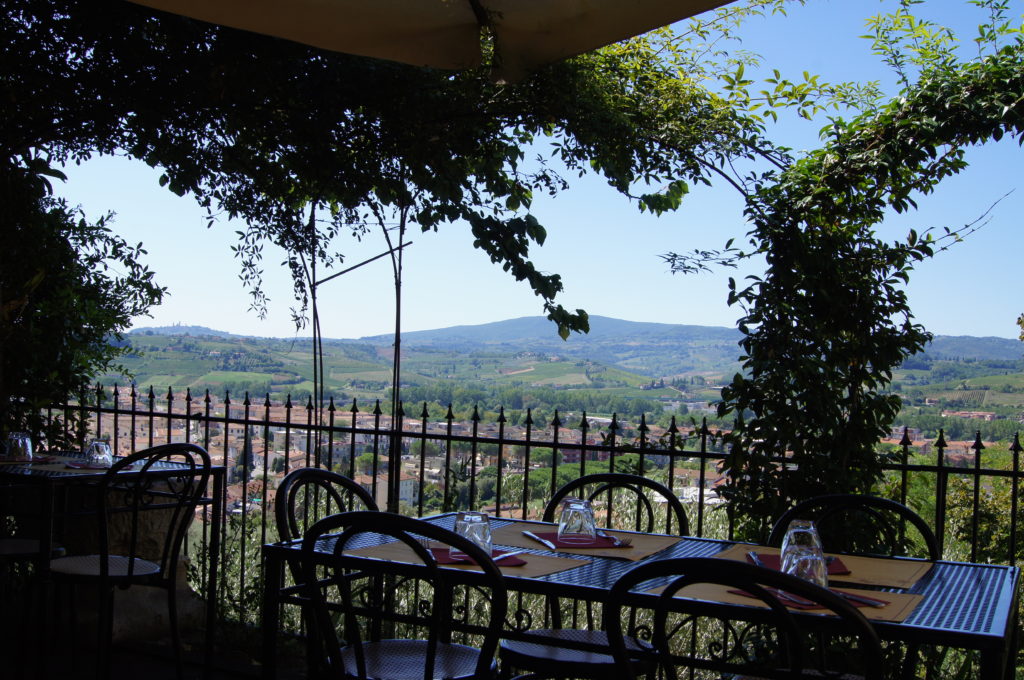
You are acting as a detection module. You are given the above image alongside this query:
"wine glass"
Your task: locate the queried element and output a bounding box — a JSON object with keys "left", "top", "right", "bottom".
{"left": 4, "top": 432, "right": 33, "bottom": 462}
{"left": 85, "top": 439, "right": 114, "bottom": 468}
{"left": 557, "top": 498, "right": 597, "bottom": 545}
{"left": 780, "top": 519, "right": 827, "bottom": 588}
{"left": 450, "top": 511, "right": 492, "bottom": 559}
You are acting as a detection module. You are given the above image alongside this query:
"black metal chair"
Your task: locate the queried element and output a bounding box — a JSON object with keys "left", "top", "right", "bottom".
{"left": 275, "top": 467, "right": 379, "bottom": 678}
{"left": 768, "top": 493, "right": 939, "bottom": 678}
{"left": 767, "top": 494, "right": 939, "bottom": 560}
{"left": 606, "top": 557, "right": 885, "bottom": 680}
{"left": 299, "top": 510, "right": 508, "bottom": 680}
{"left": 47, "top": 442, "right": 211, "bottom": 680}
{"left": 499, "top": 473, "right": 690, "bottom": 680}
{"left": 276, "top": 467, "right": 379, "bottom": 544}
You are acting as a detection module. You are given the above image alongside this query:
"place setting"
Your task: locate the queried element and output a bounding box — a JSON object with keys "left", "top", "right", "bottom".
{"left": 0, "top": 431, "right": 46, "bottom": 464}
{"left": 0, "top": 435, "right": 135, "bottom": 473}
{"left": 709, "top": 519, "right": 923, "bottom": 622}
{"left": 491, "top": 498, "right": 681, "bottom": 560}
{"left": 63, "top": 440, "right": 119, "bottom": 469}
{"left": 714, "top": 534, "right": 932, "bottom": 590}
{"left": 344, "top": 510, "right": 592, "bottom": 578}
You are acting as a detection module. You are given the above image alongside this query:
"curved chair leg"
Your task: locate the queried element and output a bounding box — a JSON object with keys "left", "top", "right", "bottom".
{"left": 97, "top": 586, "right": 115, "bottom": 680}
{"left": 167, "top": 584, "right": 184, "bottom": 680}
{"left": 67, "top": 582, "right": 81, "bottom": 671}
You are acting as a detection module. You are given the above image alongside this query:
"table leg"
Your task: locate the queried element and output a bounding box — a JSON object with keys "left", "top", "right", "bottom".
{"left": 203, "top": 468, "right": 225, "bottom": 680}
{"left": 979, "top": 647, "right": 1008, "bottom": 679}
{"left": 262, "top": 550, "right": 285, "bottom": 680}
{"left": 39, "top": 483, "right": 54, "bottom": 573}
{"left": 999, "top": 604, "right": 1020, "bottom": 680}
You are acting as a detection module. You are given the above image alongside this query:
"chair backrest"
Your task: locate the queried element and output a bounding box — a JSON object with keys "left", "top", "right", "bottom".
{"left": 543, "top": 472, "right": 689, "bottom": 536}
{"left": 606, "top": 557, "right": 884, "bottom": 680}
{"left": 275, "top": 467, "right": 378, "bottom": 543}
{"left": 299, "top": 511, "right": 508, "bottom": 680}
{"left": 767, "top": 494, "right": 939, "bottom": 560}
{"left": 96, "top": 442, "right": 211, "bottom": 582}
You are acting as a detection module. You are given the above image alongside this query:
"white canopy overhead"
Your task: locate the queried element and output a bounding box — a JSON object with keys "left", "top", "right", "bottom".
{"left": 128, "top": 0, "right": 733, "bottom": 80}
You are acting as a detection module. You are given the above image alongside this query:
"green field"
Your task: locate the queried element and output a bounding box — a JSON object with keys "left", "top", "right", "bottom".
{"left": 106, "top": 328, "right": 1024, "bottom": 421}
{"left": 201, "top": 370, "right": 276, "bottom": 383}
{"left": 102, "top": 331, "right": 708, "bottom": 415}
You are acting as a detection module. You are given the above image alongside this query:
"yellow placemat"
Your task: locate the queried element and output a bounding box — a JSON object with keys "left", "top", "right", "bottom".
{"left": 490, "top": 520, "right": 681, "bottom": 561}
{"left": 0, "top": 456, "right": 92, "bottom": 472}
{"left": 22, "top": 461, "right": 106, "bottom": 474}
{"left": 651, "top": 582, "right": 922, "bottom": 623}
{"left": 344, "top": 540, "right": 591, "bottom": 578}
{"left": 0, "top": 455, "right": 67, "bottom": 465}
{"left": 714, "top": 543, "right": 933, "bottom": 590}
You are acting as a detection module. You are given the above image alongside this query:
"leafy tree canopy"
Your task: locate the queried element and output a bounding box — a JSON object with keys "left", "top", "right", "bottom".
{"left": 4, "top": 0, "right": 866, "bottom": 338}
{"left": 662, "top": 0, "right": 1024, "bottom": 539}
{"left": 11, "top": 0, "right": 1020, "bottom": 537}
{"left": 0, "top": 161, "right": 164, "bottom": 440}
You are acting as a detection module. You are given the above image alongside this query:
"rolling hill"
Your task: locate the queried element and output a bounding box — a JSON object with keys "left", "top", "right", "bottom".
{"left": 120, "top": 317, "right": 1023, "bottom": 408}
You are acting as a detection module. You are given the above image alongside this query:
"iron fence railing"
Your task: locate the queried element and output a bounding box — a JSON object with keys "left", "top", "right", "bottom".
{"left": 42, "top": 385, "right": 1024, "bottom": 635}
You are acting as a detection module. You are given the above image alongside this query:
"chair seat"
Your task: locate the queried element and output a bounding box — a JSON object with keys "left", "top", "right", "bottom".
{"left": 49, "top": 554, "right": 161, "bottom": 579}
{"left": 338, "top": 639, "right": 495, "bottom": 680}
{"left": 500, "top": 628, "right": 651, "bottom": 677}
{"left": 0, "top": 538, "right": 64, "bottom": 559}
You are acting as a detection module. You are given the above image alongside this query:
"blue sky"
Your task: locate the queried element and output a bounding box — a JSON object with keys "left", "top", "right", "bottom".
{"left": 55, "top": 0, "right": 1024, "bottom": 342}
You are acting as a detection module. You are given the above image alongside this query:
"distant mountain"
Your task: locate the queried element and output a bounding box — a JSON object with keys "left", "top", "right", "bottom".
{"left": 131, "top": 317, "right": 1022, "bottom": 376}
{"left": 129, "top": 324, "right": 242, "bottom": 338}
{"left": 921, "top": 335, "right": 1023, "bottom": 362}
{"left": 360, "top": 315, "right": 739, "bottom": 345}
{"left": 359, "top": 316, "right": 744, "bottom": 378}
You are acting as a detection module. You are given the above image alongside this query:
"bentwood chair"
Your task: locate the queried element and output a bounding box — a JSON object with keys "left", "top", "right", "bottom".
{"left": 499, "top": 473, "right": 689, "bottom": 680}
{"left": 299, "top": 511, "right": 508, "bottom": 680}
{"left": 768, "top": 493, "right": 939, "bottom": 678}
{"left": 767, "top": 494, "right": 939, "bottom": 561}
{"left": 48, "top": 443, "right": 211, "bottom": 680}
{"left": 276, "top": 467, "right": 379, "bottom": 544}
{"left": 275, "top": 467, "right": 379, "bottom": 678}
{"left": 607, "top": 557, "right": 885, "bottom": 680}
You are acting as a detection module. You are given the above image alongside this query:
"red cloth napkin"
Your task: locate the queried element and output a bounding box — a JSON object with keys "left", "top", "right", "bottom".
{"left": 748, "top": 552, "right": 851, "bottom": 576}
{"left": 429, "top": 547, "right": 527, "bottom": 566}
{"left": 533, "top": 531, "right": 628, "bottom": 549}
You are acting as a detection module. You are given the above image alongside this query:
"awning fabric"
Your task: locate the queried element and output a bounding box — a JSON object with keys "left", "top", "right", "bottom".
{"left": 127, "top": 0, "right": 733, "bottom": 80}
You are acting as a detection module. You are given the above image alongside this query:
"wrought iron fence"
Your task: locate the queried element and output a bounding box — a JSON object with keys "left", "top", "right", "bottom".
{"left": 45, "top": 384, "right": 1024, "bottom": 637}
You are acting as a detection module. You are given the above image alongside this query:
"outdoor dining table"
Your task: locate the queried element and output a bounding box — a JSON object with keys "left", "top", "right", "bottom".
{"left": 0, "top": 452, "right": 227, "bottom": 679}
{"left": 259, "top": 512, "right": 1021, "bottom": 679}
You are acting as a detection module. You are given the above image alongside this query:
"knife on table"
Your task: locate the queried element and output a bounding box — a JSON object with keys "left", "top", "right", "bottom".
{"left": 833, "top": 589, "right": 888, "bottom": 608}
{"left": 493, "top": 550, "right": 529, "bottom": 562}
{"left": 522, "top": 530, "right": 557, "bottom": 550}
